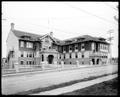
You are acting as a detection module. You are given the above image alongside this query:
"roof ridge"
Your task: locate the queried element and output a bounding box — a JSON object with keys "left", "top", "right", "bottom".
{"left": 13, "top": 29, "right": 43, "bottom": 37}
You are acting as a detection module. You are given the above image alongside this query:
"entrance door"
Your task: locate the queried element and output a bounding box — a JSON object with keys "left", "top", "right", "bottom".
{"left": 48, "top": 55, "right": 54, "bottom": 64}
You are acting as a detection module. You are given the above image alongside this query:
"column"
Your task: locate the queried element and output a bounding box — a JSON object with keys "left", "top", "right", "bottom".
{"left": 41, "top": 61, "right": 47, "bottom": 70}
{"left": 95, "top": 58, "right": 97, "bottom": 65}
{"left": 61, "top": 61, "right": 64, "bottom": 68}
{"left": 15, "top": 63, "right": 19, "bottom": 72}
{"left": 76, "top": 60, "right": 79, "bottom": 67}
{"left": 90, "top": 60, "right": 93, "bottom": 65}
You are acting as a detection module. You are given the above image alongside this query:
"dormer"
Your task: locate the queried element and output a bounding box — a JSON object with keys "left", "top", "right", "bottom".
{"left": 99, "top": 38, "right": 106, "bottom": 41}
{"left": 77, "top": 38, "right": 85, "bottom": 41}
{"left": 20, "top": 35, "right": 32, "bottom": 40}
{"left": 65, "top": 40, "right": 72, "bottom": 44}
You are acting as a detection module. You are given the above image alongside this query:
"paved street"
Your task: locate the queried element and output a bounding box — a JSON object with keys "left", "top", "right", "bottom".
{"left": 32, "top": 74, "right": 117, "bottom": 95}
{"left": 2, "top": 64, "right": 118, "bottom": 95}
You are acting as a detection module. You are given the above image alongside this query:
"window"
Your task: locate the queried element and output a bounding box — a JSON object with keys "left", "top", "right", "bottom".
{"left": 70, "top": 62, "right": 71, "bottom": 64}
{"left": 27, "top": 54, "right": 29, "bottom": 57}
{"left": 21, "top": 52, "right": 24, "bottom": 57}
{"left": 64, "top": 54, "right": 65, "bottom": 59}
{"left": 82, "top": 46, "right": 84, "bottom": 49}
{"left": 27, "top": 61, "right": 28, "bottom": 65}
{"left": 63, "top": 47, "right": 66, "bottom": 51}
{"left": 69, "top": 46, "right": 72, "bottom": 50}
{"left": 20, "top": 41, "right": 24, "bottom": 47}
{"left": 81, "top": 43, "right": 84, "bottom": 49}
{"left": 21, "top": 61, "right": 24, "bottom": 65}
{"left": 29, "top": 61, "right": 32, "bottom": 65}
{"left": 26, "top": 42, "right": 33, "bottom": 48}
{"left": 70, "top": 53, "right": 71, "bottom": 59}
{"left": 75, "top": 44, "right": 78, "bottom": 50}
{"left": 75, "top": 53, "right": 78, "bottom": 58}
{"left": 42, "top": 55, "right": 44, "bottom": 61}
{"left": 75, "top": 47, "right": 78, "bottom": 49}
{"left": 59, "top": 55, "right": 61, "bottom": 59}
{"left": 82, "top": 54, "right": 84, "bottom": 58}
{"left": 29, "top": 53, "right": 32, "bottom": 57}
{"left": 33, "top": 53, "right": 34, "bottom": 58}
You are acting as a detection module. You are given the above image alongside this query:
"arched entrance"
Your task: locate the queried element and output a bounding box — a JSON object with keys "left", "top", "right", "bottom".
{"left": 48, "top": 55, "right": 54, "bottom": 64}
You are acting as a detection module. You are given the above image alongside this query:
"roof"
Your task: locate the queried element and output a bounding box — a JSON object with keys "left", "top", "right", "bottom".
{"left": 12, "top": 29, "right": 43, "bottom": 40}
{"left": 12, "top": 29, "right": 109, "bottom": 45}
{"left": 61, "top": 35, "right": 109, "bottom": 45}
{"left": 12, "top": 29, "right": 62, "bottom": 43}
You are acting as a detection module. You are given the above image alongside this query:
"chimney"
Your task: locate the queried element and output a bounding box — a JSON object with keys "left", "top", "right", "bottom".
{"left": 50, "top": 32, "right": 53, "bottom": 37}
{"left": 11, "top": 23, "right": 15, "bottom": 30}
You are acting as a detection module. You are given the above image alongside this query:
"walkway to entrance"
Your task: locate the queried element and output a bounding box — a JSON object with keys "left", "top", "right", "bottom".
{"left": 48, "top": 55, "right": 54, "bottom": 64}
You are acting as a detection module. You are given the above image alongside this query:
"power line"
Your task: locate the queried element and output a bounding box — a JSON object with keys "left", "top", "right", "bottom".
{"left": 64, "top": 3, "right": 117, "bottom": 25}
{"left": 104, "top": 3, "right": 118, "bottom": 11}
{"left": 3, "top": 16, "right": 78, "bottom": 36}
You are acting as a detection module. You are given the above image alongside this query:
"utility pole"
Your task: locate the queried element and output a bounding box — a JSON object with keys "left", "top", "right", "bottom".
{"left": 48, "top": 17, "right": 52, "bottom": 33}
{"left": 48, "top": 17, "right": 50, "bottom": 33}
{"left": 2, "top": 13, "right": 7, "bottom": 21}
{"left": 107, "top": 29, "right": 114, "bottom": 64}
{"left": 114, "top": 5, "right": 118, "bottom": 22}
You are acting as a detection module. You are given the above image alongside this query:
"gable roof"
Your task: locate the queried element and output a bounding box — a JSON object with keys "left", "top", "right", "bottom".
{"left": 12, "top": 29, "right": 62, "bottom": 43}
{"left": 62, "top": 35, "right": 109, "bottom": 45}
{"left": 12, "top": 29, "right": 109, "bottom": 45}
{"left": 12, "top": 29, "right": 43, "bottom": 40}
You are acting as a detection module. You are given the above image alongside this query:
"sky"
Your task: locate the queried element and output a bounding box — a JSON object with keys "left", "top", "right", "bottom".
{"left": 2, "top": 1, "right": 118, "bottom": 58}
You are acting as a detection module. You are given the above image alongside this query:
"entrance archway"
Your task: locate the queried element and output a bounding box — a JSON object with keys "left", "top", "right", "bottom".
{"left": 48, "top": 55, "right": 54, "bottom": 64}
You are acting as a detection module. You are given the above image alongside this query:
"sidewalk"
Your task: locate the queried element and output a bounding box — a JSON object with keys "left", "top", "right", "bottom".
{"left": 32, "top": 74, "right": 117, "bottom": 95}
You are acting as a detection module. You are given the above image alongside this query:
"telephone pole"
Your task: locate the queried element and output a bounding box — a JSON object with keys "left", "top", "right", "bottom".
{"left": 107, "top": 29, "right": 114, "bottom": 64}
{"left": 2, "top": 13, "right": 7, "bottom": 21}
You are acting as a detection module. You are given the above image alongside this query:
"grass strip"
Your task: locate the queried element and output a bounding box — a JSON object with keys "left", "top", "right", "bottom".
{"left": 15, "top": 72, "right": 117, "bottom": 95}
{"left": 62, "top": 78, "right": 118, "bottom": 95}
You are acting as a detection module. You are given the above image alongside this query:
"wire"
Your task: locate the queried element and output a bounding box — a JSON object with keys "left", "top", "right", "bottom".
{"left": 104, "top": 3, "right": 118, "bottom": 11}
{"left": 3, "top": 16, "right": 78, "bottom": 36}
{"left": 64, "top": 3, "right": 117, "bottom": 25}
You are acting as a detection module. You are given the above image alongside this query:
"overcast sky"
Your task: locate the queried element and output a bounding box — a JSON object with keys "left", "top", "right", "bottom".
{"left": 2, "top": 1, "right": 118, "bottom": 58}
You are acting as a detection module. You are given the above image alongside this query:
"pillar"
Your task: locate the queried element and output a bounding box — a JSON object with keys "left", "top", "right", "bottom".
{"left": 61, "top": 61, "right": 64, "bottom": 68}
{"left": 90, "top": 60, "right": 93, "bottom": 65}
{"left": 76, "top": 60, "right": 79, "bottom": 67}
{"left": 95, "top": 58, "right": 97, "bottom": 65}
{"left": 15, "top": 63, "right": 19, "bottom": 72}
{"left": 41, "top": 61, "right": 47, "bottom": 70}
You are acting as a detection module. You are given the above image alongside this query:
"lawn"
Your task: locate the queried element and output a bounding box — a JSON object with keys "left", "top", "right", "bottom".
{"left": 62, "top": 78, "right": 118, "bottom": 95}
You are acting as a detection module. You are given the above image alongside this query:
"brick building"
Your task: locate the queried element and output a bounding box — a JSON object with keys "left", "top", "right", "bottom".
{"left": 6, "top": 23, "right": 110, "bottom": 68}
